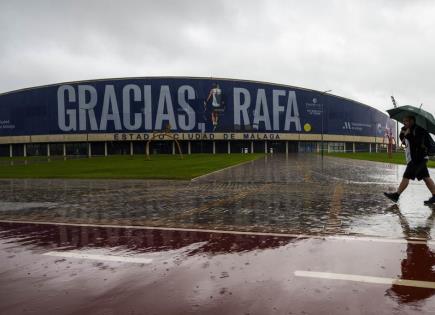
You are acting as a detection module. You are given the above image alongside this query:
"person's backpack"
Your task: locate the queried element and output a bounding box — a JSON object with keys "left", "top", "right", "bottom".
{"left": 424, "top": 132, "right": 435, "bottom": 156}
{"left": 411, "top": 126, "right": 435, "bottom": 156}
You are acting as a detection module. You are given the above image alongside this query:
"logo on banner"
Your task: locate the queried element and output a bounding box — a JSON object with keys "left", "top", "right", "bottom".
{"left": 305, "top": 98, "right": 322, "bottom": 116}
{"left": 377, "top": 123, "right": 383, "bottom": 135}
{"left": 0, "top": 120, "right": 15, "bottom": 129}
{"left": 343, "top": 121, "right": 352, "bottom": 130}
{"left": 343, "top": 121, "right": 371, "bottom": 131}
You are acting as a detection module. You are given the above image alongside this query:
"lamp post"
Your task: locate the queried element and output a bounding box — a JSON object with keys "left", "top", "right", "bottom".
{"left": 390, "top": 96, "right": 398, "bottom": 152}
{"left": 320, "top": 90, "right": 332, "bottom": 158}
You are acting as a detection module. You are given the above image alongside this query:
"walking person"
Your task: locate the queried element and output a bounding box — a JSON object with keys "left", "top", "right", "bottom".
{"left": 384, "top": 116, "right": 435, "bottom": 204}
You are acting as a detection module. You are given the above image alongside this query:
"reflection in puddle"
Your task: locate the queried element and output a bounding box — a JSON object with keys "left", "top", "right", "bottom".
{"left": 385, "top": 205, "right": 435, "bottom": 304}
{"left": 1, "top": 221, "right": 435, "bottom": 313}
{"left": 0, "top": 222, "right": 295, "bottom": 256}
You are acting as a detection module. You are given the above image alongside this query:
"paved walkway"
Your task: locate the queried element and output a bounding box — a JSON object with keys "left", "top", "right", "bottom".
{"left": 1, "top": 154, "right": 435, "bottom": 314}
{"left": 1, "top": 154, "right": 434, "bottom": 238}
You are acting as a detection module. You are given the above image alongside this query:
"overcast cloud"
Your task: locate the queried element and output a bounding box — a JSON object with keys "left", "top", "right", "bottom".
{"left": 1, "top": 0, "right": 434, "bottom": 114}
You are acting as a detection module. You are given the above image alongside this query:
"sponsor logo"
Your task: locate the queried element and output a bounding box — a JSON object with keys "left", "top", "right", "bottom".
{"left": 0, "top": 120, "right": 15, "bottom": 129}
{"left": 305, "top": 99, "right": 322, "bottom": 116}
{"left": 343, "top": 122, "right": 371, "bottom": 131}
{"left": 304, "top": 123, "right": 312, "bottom": 132}
{"left": 343, "top": 122, "right": 352, "bottom": 130}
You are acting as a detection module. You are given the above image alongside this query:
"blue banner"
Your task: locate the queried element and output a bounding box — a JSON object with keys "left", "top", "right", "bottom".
{"left": 0, "top": 77, "right": 395, "bottom": 138}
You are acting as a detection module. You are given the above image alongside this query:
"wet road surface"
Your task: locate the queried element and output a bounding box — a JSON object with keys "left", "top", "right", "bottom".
{"left": 1, "top": 154, "right": 435, "bottom": 314}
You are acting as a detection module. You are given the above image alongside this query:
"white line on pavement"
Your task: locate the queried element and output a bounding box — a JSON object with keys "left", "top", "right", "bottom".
{"left": 1, "top": 219, "right": 433, "bottom": 245}
{"left": 190, "top": 158, "right": 257, "bottom": 181}
{"left": 43, "top": 251, "right": 153, "bottom": 264}
{"left": 294, "top": 270, "right": 435, "bottom": 289}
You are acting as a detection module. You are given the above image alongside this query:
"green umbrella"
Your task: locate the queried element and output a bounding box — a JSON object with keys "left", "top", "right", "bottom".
{"left": 387, "top": 105, "right": 435, "bottom": 134}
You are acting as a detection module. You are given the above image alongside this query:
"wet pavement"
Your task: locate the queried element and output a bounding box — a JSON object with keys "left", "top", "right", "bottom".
{"left": 1, "top": 155, "right": 435, "bottom": 314}
{"left": 1, "top": 154, "right": 434, "bottom": 238}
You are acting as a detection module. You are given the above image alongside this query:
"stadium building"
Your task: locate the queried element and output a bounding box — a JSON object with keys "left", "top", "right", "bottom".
{"left": 0, "top": 77, "right": 396, "bottom": 157}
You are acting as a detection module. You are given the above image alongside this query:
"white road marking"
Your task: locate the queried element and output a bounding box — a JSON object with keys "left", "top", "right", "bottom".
{"left": 1, "top": 219, "right": 434, "bottom": 245}
{"left": 294, "top": 270, "right": 435, "bottom": 289}
{"left": 190, "top": 158, "right": 257, "bottom": 181}
{"left": 326, "top": 235, "right": 429, "bottom": 244}
{"left": 0, "top": 201, "right": 58, "bottom": 212}
{"left": 43, "top": 251, "right": 153, "bottom": 264}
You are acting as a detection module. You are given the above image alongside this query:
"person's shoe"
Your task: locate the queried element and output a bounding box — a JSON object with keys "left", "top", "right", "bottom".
{"left": 384, "top": 192, "right": 400, "bottom": 203}
{"left": 424, "top": 195, "right": 435, "bottom": 205}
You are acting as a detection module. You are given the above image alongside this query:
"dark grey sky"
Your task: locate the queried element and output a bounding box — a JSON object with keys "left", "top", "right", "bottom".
{"left": 1, "top": 0, "right": 434, "bottom": 113}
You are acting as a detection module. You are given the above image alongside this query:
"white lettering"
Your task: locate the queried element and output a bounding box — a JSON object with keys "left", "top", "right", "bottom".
{"left": 122, "top": 84, "right": 142, "bottom": 131}
{"left": 284, "top": 91, "right": 301, "bottom": 131}
{"left": 234, "top": 87, "right": 250, "bottom": 127}
{"left": 253, "top": 89, "right": 271, "bottom": 130}
{"left": 155, "top": 85, "right": 176, "bottom": 130}
{"left": 100, "top": 85, "right": 122, "bottom": 130}
{"left": 272, "top": 90, "right": 286, "bottom": 130}
{"left": 178, "top": 85, "right": 196, "bottom": 131}
{"left": 144, "top": 85, "right": 152, "bottom": 130}
{"left": 57, "top": 85, "right": 77, "bottom": 131}
{"left": 78, "top": 85, "right": 98, "bottom": 131}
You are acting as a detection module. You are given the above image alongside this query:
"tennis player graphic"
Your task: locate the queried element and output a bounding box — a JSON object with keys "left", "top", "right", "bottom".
{"left": 204, "top": 83, "right": 225, "bottom": 131}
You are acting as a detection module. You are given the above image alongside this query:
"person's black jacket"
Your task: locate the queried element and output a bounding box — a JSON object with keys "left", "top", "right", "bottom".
{"left": 400, "top": 125, "right": 429, "bottom": 163}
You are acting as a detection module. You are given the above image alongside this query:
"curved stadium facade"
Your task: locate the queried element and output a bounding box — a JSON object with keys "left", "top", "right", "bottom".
{"left": 0, "top": 77, "right": 395, "bottom": 157}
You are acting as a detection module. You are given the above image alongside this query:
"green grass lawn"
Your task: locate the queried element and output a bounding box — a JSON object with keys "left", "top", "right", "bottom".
{"left": 0, "top": 154, "right": 264, "bottom": 180}
{"left": 327, "top": 152, "right": 435, "bottom": 168}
